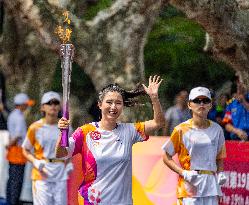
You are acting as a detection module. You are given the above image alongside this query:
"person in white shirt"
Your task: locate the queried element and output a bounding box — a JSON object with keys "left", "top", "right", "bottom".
{"left": 6, "top": 93, "right": 33, "bottom": 205}
{"left": 162, "top": 87, "right": 227, "bottom": 205}
{"left": 164, "top": 90, "right": 191, "bottom": 136}
{"left": 22, "top": 91, "right": 72, "bottom": 205}
{"left": 56, "top": 75, "right": 165, "bottom": 205}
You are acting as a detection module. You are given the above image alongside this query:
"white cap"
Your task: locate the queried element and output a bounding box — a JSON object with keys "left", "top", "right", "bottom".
{"left": 14, "top": 93, "right": 30, "bottom": 105}
{"left": 189, "top": 87, "right": 211, "bottom": 101}
{"left": 41, "top": 91, "right": 61, "bottom": 104}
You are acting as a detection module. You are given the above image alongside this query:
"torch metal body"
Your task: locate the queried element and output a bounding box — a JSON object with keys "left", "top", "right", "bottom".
{"left": 59, "top": 44, "right": 74, "bottom": 147}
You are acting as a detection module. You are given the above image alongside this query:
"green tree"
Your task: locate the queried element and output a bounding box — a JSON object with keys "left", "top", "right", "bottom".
{"left": 144, "top": 6, "right": 234, "bottom": 106}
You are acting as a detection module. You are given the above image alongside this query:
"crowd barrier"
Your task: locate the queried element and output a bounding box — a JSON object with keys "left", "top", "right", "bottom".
{"left": 220, "top": 141, "right": 249, "bottom": 205}
{"left": 68, "top": 137, "right": 249, "bottom": 205}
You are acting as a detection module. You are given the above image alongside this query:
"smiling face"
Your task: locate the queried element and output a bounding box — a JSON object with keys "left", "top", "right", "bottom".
{"left": 98, "top": 91, "right": 124, "bottom": 122}
{"left": 188, "top": 96, "right": 212, "bottom": 119}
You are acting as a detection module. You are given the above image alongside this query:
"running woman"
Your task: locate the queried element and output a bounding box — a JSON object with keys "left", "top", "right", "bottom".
{"left": 56, "top": 75, "right": 165, "bottom": 205}
{"left": 162, "top": 87, "right": 227, "bottom": 205}
{"left": 22, "top": 91, "right": 72, "bottom": 205}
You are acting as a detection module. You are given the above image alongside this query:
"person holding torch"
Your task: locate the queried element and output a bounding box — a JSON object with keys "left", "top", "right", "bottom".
{"left": 56, "top": 75, "right": 165, "bottom": 205}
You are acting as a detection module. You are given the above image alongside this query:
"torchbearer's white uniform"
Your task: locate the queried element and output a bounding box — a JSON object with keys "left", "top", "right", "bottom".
{"left": 162, "top": 119, "right": 226, "bottom": 205}
{"left": 22, "top": 119, "right": 72, "bottom": 205}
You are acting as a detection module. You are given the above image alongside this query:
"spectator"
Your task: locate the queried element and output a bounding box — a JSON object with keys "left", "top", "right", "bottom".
{"left": 207, "top": 89, "right": 217, "bottom": 122}
{"left": 6, "top": 93, "right": 34, "bottom": 205}
{"left": 0, "top": 71, "right": 9, "bottom": 199}
{"left": 89, "top": 100, "right": 101, "bottom": 121}
{"left": 0, "top": 71, "right": 9, "bottom": 130}
{"left": 222, "top": 81, "right": 249, "bottom": 141}
{"left": 164, "top": 90, "right": 191, "bottom": 136}
{"left": 215, "top": 93, "right": 229, "bottom": 124}
{"left": 208, "top": 92, "right": 229, "bottom": 125}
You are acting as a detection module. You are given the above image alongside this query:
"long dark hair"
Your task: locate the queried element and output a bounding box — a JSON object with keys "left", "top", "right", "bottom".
{"left": 98, "top": 83, "right": 146, "bottom": 107}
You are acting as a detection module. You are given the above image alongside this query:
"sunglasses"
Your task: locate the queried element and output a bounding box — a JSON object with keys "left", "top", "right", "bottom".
{"left": 45, "top": 100, "right": 60, "bottom": 105}
{"left": 191, "top": 98, "right": 211, "bottom": 104}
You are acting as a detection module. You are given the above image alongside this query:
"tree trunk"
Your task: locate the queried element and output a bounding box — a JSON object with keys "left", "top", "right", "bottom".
{"left": 170, "top": 0, "right": 249, "bottom": 89}
{"left": 0, "top": 0, "right": 164, "bottom": 122}
{"left": 1, "top": 0, "right": 249, "bottom": 123}
{"left": 2, "top": 0, "right": 163, "bottom": 90}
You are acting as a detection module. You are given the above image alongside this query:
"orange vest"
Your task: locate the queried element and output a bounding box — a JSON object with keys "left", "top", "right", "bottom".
{"left": 7, "top": 145, "right": 27, "bottom": 165}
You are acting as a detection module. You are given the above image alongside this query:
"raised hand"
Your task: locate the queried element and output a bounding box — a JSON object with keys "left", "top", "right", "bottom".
{"left": 142, "top": 75, "right": 163, "bottom": 99}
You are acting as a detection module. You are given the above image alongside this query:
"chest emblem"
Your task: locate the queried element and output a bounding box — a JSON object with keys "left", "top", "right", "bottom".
{"left": 90, "top": 131, "right": 102, "bottom": 140}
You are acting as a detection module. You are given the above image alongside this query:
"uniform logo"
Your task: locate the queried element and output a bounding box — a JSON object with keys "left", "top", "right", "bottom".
{"left": 90, "top": 131, "right": 102, "bottom": 140}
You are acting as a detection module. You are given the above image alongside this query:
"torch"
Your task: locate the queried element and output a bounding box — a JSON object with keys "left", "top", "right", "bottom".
{"left": 59, "top": 44, "right": 74, "bottom": 147}
{"left": 55, "top": 11, "right": 74, "bottom": 147}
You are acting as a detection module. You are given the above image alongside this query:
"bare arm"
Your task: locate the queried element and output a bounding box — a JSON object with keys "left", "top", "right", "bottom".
{"left": 216, "top": 159, "right": 224, "bottom": 173}
{"left": 23, "top": 147, "right": 49, "bottom": 175}
{"left": 163, "top": 152, "right": 183, "bottom": 176}
{"left": 224, "top": 123, "right": 235, "bottom": 133}
{"left": 143, "top": 75, "right": 166, "bottom": 135}
{"left": 225, "top": 123, "right": 248, "bottom": 140}
{"left": 55, "top": 117, "right": 70, "bottom": 158}
{"left": 22, "top": 147, "right": 36, "bottom": 164}
{"left": 162, "top": 121, "right": 170, "bottom": 136}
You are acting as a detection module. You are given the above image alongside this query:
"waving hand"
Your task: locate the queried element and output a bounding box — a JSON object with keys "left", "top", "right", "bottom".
{"left": 142, "top": 75, "right": 163, "bottom": 98}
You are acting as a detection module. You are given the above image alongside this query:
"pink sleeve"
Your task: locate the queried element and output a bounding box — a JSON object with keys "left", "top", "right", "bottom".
{"left": 71, "top": 127, "right": 84, "bottom": 156}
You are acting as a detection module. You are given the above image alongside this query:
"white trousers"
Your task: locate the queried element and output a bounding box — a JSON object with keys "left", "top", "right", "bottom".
{"left": 0, "top": 130, "right": 9, "bottom": 198}
{"left": 20, "top": 162, "right": 33, "bottom": 202}
{"left": 181, "top": 196, "right": 219, "bottom": 205}
{"left": 32, "top": 180, "right": 67, "bottom": 205}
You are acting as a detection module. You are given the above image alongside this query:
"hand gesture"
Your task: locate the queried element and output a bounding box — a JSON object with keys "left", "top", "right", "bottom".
{"left": 142, "top": 75, "right": 163, "bottom": 99}
{"left": 58, "top": 117, "right": 70, "bottom": 130}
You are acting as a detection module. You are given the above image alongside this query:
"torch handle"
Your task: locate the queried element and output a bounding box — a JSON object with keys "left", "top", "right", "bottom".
{"left": 60, "top": 102, "right": 69, "bottom": 147}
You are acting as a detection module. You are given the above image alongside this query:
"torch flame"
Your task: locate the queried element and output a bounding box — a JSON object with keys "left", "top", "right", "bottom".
{"left": 63, "top": 11, "right": 71, "bottom": 25}
{"left": 55, "top": 11, "right": 72, "bottom": 44}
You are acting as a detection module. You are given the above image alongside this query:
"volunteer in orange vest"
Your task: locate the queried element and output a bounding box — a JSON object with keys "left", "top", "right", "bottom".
{"left": 6, "top": 93, "right": 34, "bottom": 205}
